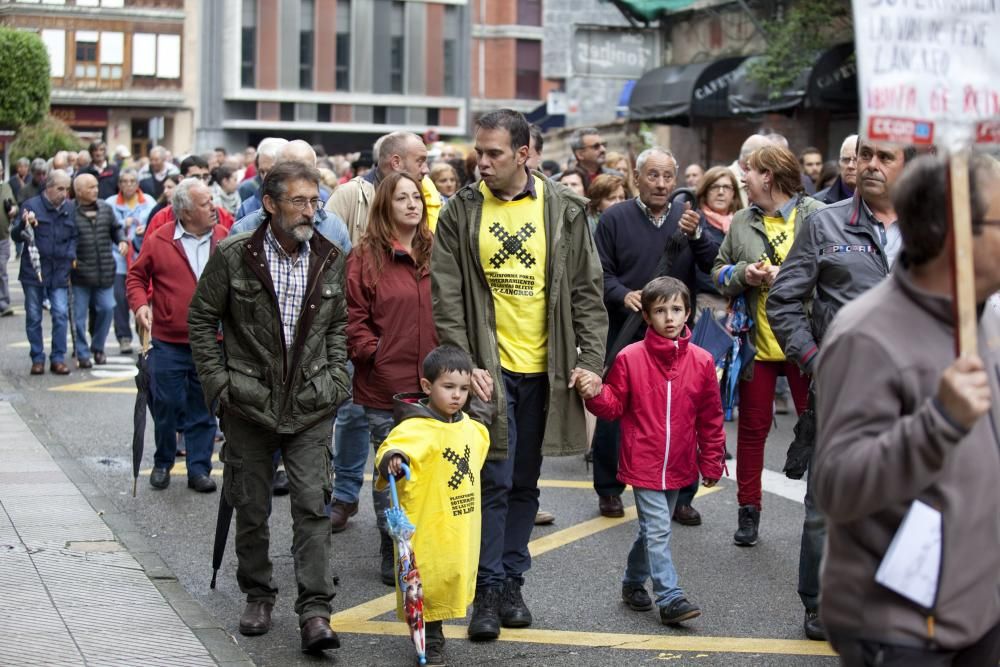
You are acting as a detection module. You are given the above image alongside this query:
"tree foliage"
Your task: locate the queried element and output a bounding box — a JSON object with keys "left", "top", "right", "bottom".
{"left": 10, "top": 116, "right": 83, "bottom": 163}
{"left": 747, "top": 0, "right": 852, "bottom": 99}
{"left": 0, "top": 27, "right": 52, "bottom": 130}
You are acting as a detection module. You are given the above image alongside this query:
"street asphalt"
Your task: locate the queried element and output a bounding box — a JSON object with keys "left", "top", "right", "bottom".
{"left": 0, "top": 258, "right": 839, "bottom": 666}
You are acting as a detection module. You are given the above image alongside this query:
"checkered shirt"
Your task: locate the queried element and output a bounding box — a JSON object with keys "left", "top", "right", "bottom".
{"left": 634, "top": 196, "right": 670, "bottom": 228}
{"left": 263, "top": 226, "right": 310, "bottom": 347}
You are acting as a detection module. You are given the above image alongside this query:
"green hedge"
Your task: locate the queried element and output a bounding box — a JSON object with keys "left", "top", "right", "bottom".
{"left": 0, "top": 27, "right": 51, "bottom": 130}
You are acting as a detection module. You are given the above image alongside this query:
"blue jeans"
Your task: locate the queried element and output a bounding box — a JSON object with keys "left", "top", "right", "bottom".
{"left": 148, "top": 339, "right": 215, "bottom": 479}
{"left": 113, "top": 274, "right": 132, "bottom": 343}
{"left": 330, "top": 362, "right": 372, "bottom": 503}
{"left": 478, "top": 371, "right": 547, "bottom": 590}
{"left": 625, "top": 487, "right": 684, "bottom": 608}
{"left": 365, "top": 408, "right": 395, "bottom": 533}
{"left": 71, "top": 285, "right": 114, "bottom": 360}
{"left": 23, "top": 284, "right": 68, "bottom": 364}
{"left": 798, "top": 465, "right": 825, "bottom": 611}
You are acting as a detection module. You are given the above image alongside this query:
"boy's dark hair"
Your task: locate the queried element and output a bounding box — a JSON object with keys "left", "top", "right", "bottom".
{"left": 423, "top": 345, "right": 474, "bottom": 383}
{"left": 641, "top": 276, "right": 691, "bottom": 314}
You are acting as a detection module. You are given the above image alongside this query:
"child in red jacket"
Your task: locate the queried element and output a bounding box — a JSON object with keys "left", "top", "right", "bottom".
{"left": 580, "top": 276, "right": 726, "bottom": 626}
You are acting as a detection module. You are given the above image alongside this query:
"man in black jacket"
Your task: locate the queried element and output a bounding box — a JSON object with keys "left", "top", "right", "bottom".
{"left": 71, "top": 173, "right": 127, "bottom": 368}
{"left": 592, "top": 147, "right": 718, "bottom": 523}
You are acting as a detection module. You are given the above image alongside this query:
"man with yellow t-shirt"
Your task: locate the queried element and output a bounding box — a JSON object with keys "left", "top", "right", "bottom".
{"left": 431, "top": 109, "right": 608, "bottom": 643}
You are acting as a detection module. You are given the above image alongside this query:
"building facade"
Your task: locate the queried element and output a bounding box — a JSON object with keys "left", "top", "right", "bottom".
{"left": 199, "top": 0, "right": 475, "bottom": 154}
{"left": 0, "top": 0, "right": 196, "bottom": 156}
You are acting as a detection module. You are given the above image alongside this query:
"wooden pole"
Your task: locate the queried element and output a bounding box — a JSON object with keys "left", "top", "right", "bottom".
{"left": 947, "top": 150, "right": 978, "bottom": 357}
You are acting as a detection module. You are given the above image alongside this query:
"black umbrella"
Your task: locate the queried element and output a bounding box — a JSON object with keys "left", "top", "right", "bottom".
{"left": 131, "top": 330, "right": 152, "bottom": 497}
{"left": 210, "top": 491, "right": 234, "bottom": 589}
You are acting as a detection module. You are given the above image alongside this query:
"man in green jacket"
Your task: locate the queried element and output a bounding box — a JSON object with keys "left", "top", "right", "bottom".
{"left": 188, "top": 161, "right": 350, "bottom": 655}
{"left": 431, "top": 108, "right": 607, "bottom": 641}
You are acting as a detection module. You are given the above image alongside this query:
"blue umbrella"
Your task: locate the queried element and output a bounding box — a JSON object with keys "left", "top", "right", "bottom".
{"left": 722, "top": 295, "right": 755, "bottom": 421}
{"left": 386, "top": 463, "right": 426, "bottom": 666}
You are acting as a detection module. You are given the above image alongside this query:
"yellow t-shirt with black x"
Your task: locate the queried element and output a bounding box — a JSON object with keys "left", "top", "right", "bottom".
{"left": 478, "top": 177, "right": 548, "bottom": 373}
{"left": 754, "top": 206, "right": 797, "bottom": 361}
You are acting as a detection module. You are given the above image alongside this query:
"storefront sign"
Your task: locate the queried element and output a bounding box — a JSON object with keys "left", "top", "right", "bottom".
{"left": 573, "top": 28, "right": 657, "bottom": 78}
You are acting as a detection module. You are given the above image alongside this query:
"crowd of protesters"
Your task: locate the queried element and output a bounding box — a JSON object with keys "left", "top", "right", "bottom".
{"left": 3, "top": 113, "right": 999, "bottom": 667}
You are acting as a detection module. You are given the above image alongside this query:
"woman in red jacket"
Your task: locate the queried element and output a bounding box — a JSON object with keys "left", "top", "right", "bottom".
{"left": 346, "top": 171, "right": 438, "bottom": 569}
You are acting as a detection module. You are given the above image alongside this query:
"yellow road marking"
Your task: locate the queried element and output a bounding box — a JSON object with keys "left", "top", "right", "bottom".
{"left": 332, "top": 620, "right": 836, "bottom": 657}
{"left": 50, "top": 376, "right": 136, "bottom": 394}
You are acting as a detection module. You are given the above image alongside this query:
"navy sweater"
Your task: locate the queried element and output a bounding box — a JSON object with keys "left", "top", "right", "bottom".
{"left": 594, "top": 198, "right": 720, "bottom": 334}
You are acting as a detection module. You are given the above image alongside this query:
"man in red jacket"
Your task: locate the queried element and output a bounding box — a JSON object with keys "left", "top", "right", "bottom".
{"left": 127, "top": 177, "right": 228, "bottom": 493}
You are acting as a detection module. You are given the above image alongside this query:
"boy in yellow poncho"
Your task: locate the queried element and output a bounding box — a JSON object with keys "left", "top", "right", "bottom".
{"left": 375, "top": 345, "right": 491, "bottom": 666}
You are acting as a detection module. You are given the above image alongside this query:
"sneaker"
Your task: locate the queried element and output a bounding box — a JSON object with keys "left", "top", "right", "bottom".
{"left": 804, "top": 608, "right": 827, "bottom": 641}
{"left": 119, "top": 338, "right": 133, "bottom": 354}
{"left": 733, "top": 505, "right": 760, "bottom": 546}
{"left": 424, "top": 621, "right": 446, "bottom": 665}
{"left": 621, "top": 584, "right": 653, "bottom": 611}
{"left": 660, "top": 598, "right": 701, "bottom": 625}
{"left": 499, "top": 578, "right": 532, "bottom": 628}
{"left": 467, "top": 587, "right": 501, "bottom": 641}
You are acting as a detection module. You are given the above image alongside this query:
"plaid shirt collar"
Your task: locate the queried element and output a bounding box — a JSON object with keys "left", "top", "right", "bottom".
{"left": 263, "top": 224, "right": 310, "bottom": 347}
{"left": 634, "top": 196, "right": 669, "bottom": 228}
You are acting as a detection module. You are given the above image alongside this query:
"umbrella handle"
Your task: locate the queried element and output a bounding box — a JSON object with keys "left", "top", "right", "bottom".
{"left": 387, "top": 462, "right": 412, "bottom": 510}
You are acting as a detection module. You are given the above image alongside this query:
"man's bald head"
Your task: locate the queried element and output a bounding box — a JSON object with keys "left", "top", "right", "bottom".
{"left": 739, "top": 134, "right": 772, "bottom": 170}
{"left": 73, "top": 173, "right": 99, "bottom": 204}
{"left": 277, "top": 140, "right": 318, "bottom": 167}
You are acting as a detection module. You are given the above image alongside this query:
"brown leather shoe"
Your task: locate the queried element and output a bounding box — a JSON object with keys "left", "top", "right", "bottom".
{"left": 329, "top": 500, "right": 358, "bottom": 533}
{"left": 30, "top": 363, "right": 44, "bottom": 375}
{"left": 238, "top": 601, "right": 273, "bottom": 636}
{"left": 673, "top": 504, "right": 702, "bottom": 526}
{"left": 599, "top": 495, "right": 625, "bottom": 518}
{"left": 49, "top": 362, "right": 70, "bottom": 375}
{"left": 301, "top": 616, "right": 340, "bottom": 653}
{"left": 77, "top": 357, "right": 93, "bottom": 369}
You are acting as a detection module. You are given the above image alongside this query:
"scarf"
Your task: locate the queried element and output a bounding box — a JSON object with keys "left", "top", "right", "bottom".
{"left": 701, "top": 206, "right": 733, "bottom": 234}
{"left": 213, "top": 184, "right": 241, "bottom": 215}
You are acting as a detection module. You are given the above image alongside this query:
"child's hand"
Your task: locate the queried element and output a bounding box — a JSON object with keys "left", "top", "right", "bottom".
{"left": 702, "top": 478, "right": 718, "bottom": 488}
{"left": 388, "top": 454, "right": 404, "bottom": 478}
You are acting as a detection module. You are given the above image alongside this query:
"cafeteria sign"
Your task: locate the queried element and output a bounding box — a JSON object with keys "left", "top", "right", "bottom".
{"left": 854, "top": 0, "right": 1000, "bottom": 150}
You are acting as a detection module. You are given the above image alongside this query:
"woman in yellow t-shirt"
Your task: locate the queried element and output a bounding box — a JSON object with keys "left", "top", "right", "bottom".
{"left": 710, "top": 145, "right": 823, "bottom": 547}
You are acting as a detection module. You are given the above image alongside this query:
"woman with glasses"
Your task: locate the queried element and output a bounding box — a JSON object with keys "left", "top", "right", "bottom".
{"left": 711, "top": 145, "right": 823, "bottom": 548}
{"left": 345, "top": 172, "right": 439, "bottom": 582}
{"left": 694, "top": 167, "right": 740, "bottom": 319}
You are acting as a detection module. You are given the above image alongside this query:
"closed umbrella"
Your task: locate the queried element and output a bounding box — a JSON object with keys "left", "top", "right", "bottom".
{"left": 386, "top": 463, "right": 426, "bottom": 666}
{"left": 721, "top": 294, "right": 755, "bottom": 421}
{"left": 130, "top": 330, "right": 152, "bottom": 496}
{"left": 210, "top": 492, "right": 234, "bottom": 589}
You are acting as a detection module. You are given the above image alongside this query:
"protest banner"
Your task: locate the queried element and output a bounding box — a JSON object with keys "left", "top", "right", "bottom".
{"left": 854, "top": 1, "right": 1000, "bottom": 355}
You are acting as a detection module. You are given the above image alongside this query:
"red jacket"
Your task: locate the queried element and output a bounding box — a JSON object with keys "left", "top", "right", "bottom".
{"left": 346, "top": 242, "right": 438, "bottom": 410}
{"left": 587, "top": 327, "right": 726, "bottom": 490}
{"left": 146, "top": 204, "right": 234, "bottom": 237}
{"left": 126, "top": 221, "right": 228, "bottom": 344}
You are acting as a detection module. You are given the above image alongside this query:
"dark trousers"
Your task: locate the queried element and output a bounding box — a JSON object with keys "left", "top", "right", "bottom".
{"left": 798, "top": 465, "right": 825, "bottom": 611}
{"left": 477, "top": 371, "right": 547, "bottom": 590}
{"left": 113, "top": 274, "right": 132, "bottom": 342}
{"left": 148, "top": 339, "right": 215, "bottom": 478}
{"left": 221, "top": 411, "right": 334, "bottom": 625}
{"left": 830, "top": 618, "right": 1000, "bottom": 666}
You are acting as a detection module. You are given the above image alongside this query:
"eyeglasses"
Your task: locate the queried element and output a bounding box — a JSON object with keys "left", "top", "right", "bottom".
{"left": 584, "top": 142, "right": 606, "bottom": 150}
{"left": 189, "top": 173, "right": 211, "bottom": 181}
{"left": 709, "top": 184, "right": 734, "bottom": 193}
{"left": 277, "top": 197, "right": 322, "bottom": 211}
{"left": 839, "top": 156, "right": 858, "bottom": 165}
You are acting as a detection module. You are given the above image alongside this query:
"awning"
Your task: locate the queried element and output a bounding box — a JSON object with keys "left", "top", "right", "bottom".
{"left": 628, "top": 56, "right": 747, "bottom": 125}
{"left": 727, "top": 43, "right": 858, "bottom": 115}
{"left": 607, "top": 0, "right": 699, "bottom": 23}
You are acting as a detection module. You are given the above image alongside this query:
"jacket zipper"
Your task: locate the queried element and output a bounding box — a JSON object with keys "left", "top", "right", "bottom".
{"left": 662, "top": 379, "right": 672, "bottom": 489}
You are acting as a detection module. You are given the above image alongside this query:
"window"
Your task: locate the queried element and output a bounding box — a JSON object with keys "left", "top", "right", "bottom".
{"left": 99, "top": 31, "right": 123, "bottom": 79}
{"left": 131, "top": 33, "right": 180, "bottom": 80}
{"left": 427, "top": 108, "right": 440, "bottom": 126}
{"left": 335, "top": 0, "right": 350, "bottom": 91}
{"left": 41, "top": 29, "right": 65, "bottom": 77}
{"left": 299, "top": 0, "right": 314, "bottom": 89}
{"left": 156, "top": 34, "right": 180, "bottom": 79}
{"left": 373, "top": 106, "right": 387, "bottom": 125}
{"left": 280, "top": 103, "right": 295, "bottom": 121}
{"left": 317, "top": 104, "right": 331, "bottom": 123}
{"left": 389, "top": 1, "right": 404, "bottom": 93}
{"left": 74, "top": 31, "right": 98, "bottom": 79}
{"left": 443, "top": 6, "right": 458, "bottom": 96}
{"left": 517, "top": 0, "right": 542, "bottom": 26}
{"left": 241, "top": 0, "right": 257, "bottom": 87}
{"left": 132, "top": 33, "right": 156, "bottom": 75}
{"left": 515, "top": 39, "right": 541, "bottom": 99}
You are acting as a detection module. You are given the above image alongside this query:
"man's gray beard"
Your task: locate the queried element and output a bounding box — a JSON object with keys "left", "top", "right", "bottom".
{"left": 291, "top": 223, "right": 314, "bottom": 243}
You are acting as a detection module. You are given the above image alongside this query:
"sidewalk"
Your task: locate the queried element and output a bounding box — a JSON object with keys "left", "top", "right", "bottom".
{"left": 0, "top": 400, "right": 251, "bottom": 666}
